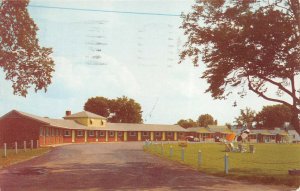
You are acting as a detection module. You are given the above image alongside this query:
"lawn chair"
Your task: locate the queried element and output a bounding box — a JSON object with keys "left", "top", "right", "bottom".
{"left": 225, "top": 142, "right": 239, "bottom": 152}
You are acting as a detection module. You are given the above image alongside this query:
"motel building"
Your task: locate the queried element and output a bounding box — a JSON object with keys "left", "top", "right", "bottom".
{"left": 0, "top": 110, "right": 187, "bottom": 147}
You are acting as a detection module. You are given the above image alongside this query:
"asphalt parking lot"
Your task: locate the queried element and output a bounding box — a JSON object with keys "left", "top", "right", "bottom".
{"left": 0, "top": 142, "right": 294, "bottom": 191}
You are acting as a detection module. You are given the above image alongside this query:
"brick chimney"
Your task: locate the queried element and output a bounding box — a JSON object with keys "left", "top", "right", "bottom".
{"left": 66, "top": 110, "right": 71, "bottom": 116}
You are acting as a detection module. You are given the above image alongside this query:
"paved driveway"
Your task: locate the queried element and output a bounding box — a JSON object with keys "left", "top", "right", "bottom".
{"left": 0, "top": 143, "right": 295, "bottom": 191}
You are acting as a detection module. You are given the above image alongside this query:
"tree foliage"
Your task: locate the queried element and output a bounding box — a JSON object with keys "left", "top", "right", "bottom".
{"left": 180, "top": 0, "right": 300, "bottom": 131}
{"left": 177, "top": 119, "right": 197, "bottom": 128}
{"left": 109, "top": 96, "right": 143, "bottom": 123}
{"left": 234, "top": 107, "right": 256, "bottom": 128}
{"left": 197, "top": 114, "right": 217, "bottom": 127}
{"left": 256, "top": 104, "right": 292, "bottom": 129}
{"left": 84, "top": 96, "right": 110, "bottom": 118}
{"left": 0, "top": 0, "right": 54, "bottom": 96}
{"left": 84, "top": 96, "right": 143, "bottom": 123}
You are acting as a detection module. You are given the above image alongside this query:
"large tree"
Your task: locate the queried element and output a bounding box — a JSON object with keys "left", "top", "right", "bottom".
{"left": 109, "top": 96, "right": 143, "bottom": 123}
{"left": 177, "top": 119, "right": 198, "bottom": 128}
{"left": 180, "top": 0, "right": 300, "bottom": 132}
{"left": 255, "top": 104, "right": 292, "bottom": 129}
{"left": 84, "top": 96, "right": 143, "bottom": 123}
{"left": 234, "top": 107, "right": 256, "bottom": 129}
{"left": 0, "top": 0, "right": 54, "bottom": 96}
{"left": 197, "top": 114, "right": 217, "bottom": 127}
{"left": 84, "top": 96, "right": 110, "bottom": 117}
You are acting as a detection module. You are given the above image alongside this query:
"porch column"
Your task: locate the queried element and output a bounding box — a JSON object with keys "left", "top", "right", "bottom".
{"left": 174, "top": 132, "right": 178, "bottom": 141}
{"left": 105, "top": 131, "right": 108, "bottom": 142}
{"left": 96, "top": 131, "right": 98, "bottom": 142}
{"left": 150, "top": 132, "right": 154, "bottom": 141}
{"left": 162, "top": 132, "right": 166, "bottom": 141}
{"left": 115, "top": 131, "right": 118, "bottom": 142}
{"left": 138, "top": 131, "right": 142, "bottom": 141}
{"left": 124, "top": 132, "right": 128, "bottom": 141}
{"left": 71, "top": 130, "right": 75, "bottom": 143}
{"left": 84, "top": 130, "right": 87, "bottom": 143}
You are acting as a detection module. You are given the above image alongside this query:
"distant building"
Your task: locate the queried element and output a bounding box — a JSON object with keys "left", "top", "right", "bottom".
{"left": 187, "top": 125, "right": 234, "bottom": 142}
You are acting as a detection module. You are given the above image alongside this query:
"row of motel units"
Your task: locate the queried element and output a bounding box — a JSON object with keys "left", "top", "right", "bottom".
{"left": 0, "top": 110, "right": 188, "bottom": 146}
{"left": 0, "top": 110, "right": 297, "bottom": 147}
{"left": 187, "top": 126, "right": 293, "bottom": 143}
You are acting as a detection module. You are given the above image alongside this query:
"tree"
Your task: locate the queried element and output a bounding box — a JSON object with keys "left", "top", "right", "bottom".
{"left": 84, "top": 96, "right": 110, "bottom": 117}
{"left": 177, "top": 119, "right": 198, "bottom": 128}
{"left": 256, "top": 104, "right": 292, "bottom": 129}
{"left": 197, "top": 114, "right": 217, "bottom": 127}
{"left": 84, "top": 96, "right": 143, "bottom": 123}
{"left": 109, "top": 96, "right": 143, "bottom": 123}
{"left": 180, "top": 0, "right": 300, "bottom": 132}
{"left": 0, "top": 0, "right": 54, "bottom": 96}
{"left": 234, "top": 107, "right": 256, "bottom": 128}
{"left": 225, "top": 123, "right": 232, "bottom": 129}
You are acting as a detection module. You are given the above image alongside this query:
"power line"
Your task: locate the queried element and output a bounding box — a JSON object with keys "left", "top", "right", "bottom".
{"left": 28, "top": 4, "right": 181, "bottom": 17}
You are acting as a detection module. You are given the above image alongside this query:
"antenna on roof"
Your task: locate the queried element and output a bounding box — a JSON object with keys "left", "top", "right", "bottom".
{"left": 144, "top": 98, "right": 159, "bottom": 123}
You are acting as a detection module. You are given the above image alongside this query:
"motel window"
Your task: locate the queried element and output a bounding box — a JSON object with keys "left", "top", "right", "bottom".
{"left": 155, "top": 132, "right": 161, "bottom": 137}
{"left": 99, "top": 131, "right": 105, "bottom": 137}
{"left": 167, "top": 132, "right": 173, "bottom": 136}
{"left": 142, "top": 132, "right": 149, "bottom": 136}
{"left": 129, "top": 132, "right": 136, "bottom": 136}
{"left": 109, "top": 131, "right": 114, "bottom": 137}
{"left": 52, "top": 128, "right": 55, "bottom": 136}
{"left": 89, "top": 131, "right": 94, "bottom": 136}
{"left": 56, "top": 129, "right": 59, "bottom": 136}
{"left": 46, "top": 128, "right": 49, "bottom": 136}
{"left": 64, "top": 130, "right": 70, "bottom": 136}
{"left": 118, "top": 132, "right": 123, "bottom": 137}
{"left": 60, "top": 130, "right": 63, "bottom": 136}
{"left": 77, "top": 130, "right": 83, "bottom": 136}
{"left": 40, "top": 128, "right": 44, "bottom": 136}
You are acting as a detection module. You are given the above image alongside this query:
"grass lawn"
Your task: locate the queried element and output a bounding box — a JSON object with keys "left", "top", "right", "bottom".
{"left": 144, "top": 142, "right": 300, "bottom": 187}
{"left": 0, "top": 147, "right": 52, "bottom": 168}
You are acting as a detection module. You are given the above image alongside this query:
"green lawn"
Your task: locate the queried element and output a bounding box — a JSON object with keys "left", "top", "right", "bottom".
{"left": 0, "top": 147, "right": 51, "bottom": 168}
{"left": 144, "top": 142, "right": 300, "bottom": 186}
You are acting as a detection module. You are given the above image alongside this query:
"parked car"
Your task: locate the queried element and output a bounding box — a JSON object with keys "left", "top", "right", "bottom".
{"left": 185, "top": 136, "right": 195, "bottom": 141}
{"left": 185, "top": 136, "right": 200, "bottom": 142}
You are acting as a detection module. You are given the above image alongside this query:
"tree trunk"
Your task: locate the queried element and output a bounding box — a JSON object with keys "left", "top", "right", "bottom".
{"left": 290, "top": 75, "right": 300, "bottom": 133}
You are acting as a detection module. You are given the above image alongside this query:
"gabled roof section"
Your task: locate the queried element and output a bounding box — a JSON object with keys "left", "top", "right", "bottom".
{"left": 64, "top": 111, "right": 106, "bottom": 120}
{"left": 207, "top": 125, "right": 233, "bottom": 134}
{"left": 1, "top": 110, "right": 51, "bottom": 125}
{"left": 1, "top": 110, "right": 90, "bottom": 130}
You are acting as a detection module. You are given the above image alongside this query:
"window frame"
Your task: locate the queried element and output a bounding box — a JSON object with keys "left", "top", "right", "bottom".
{"left": 142, "top": 132, "right": 149, "bottom": 136}
{"left": 155, "top": 132, "right": 161, "bottom": 137}
{"left": 89, "top": 131, "right": 95, "bottom": 137}
{"left": 64, "top": 130, "right": 71, "bottom": 137}
{"left": 77, "top": 130, "right": 83, "bottom": 137}
{"left": 40, "top": 127, "right": 44, "bottom": 136}
{"left": 99, "top": 131, "right": 105, "bottom": 137}
{"left": 129, "top": 131, "right": 136, "bottom": 136}
{"left": 109, "top": 131, "right": 115, "bottom": 137}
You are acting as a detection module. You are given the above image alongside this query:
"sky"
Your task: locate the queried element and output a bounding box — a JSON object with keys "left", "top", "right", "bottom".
{"left": 0, "top": 0, "right": 279, "bottom": 125}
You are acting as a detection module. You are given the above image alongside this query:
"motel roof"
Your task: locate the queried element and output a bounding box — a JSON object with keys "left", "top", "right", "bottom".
{"left": 187, "top": 127, "right": 214, "bottom": 133}
{"left": 106, "top": 123, "right": 186, "bottom": 132}
{"left": 207, "top": 125, "right": 233, "bottom": 134}
{"left": 1, "top": 110, "right": 186, "bottom": 132}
